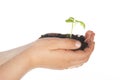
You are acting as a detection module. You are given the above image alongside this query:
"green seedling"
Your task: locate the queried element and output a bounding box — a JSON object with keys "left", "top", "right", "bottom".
{"left": 65, "top": 17, "right": 86, "bottom": 38}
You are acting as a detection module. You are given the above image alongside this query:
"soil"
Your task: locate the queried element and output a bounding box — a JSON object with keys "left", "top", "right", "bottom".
{"left": 39, "top": 33, "right": 88, "bottom": 50}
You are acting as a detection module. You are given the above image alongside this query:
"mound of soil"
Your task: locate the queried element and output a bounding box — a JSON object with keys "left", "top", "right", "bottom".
{"left": 39, "top": 33, "right": 88, "bottom": 50}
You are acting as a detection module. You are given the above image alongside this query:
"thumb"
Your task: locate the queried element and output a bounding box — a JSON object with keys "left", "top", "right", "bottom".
{"left": 48, "top": 38, "right": 81, "bottom": 50}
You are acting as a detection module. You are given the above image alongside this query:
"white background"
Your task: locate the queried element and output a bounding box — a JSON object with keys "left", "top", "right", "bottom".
{"left": 0, "top": 0, "right": 120, "bottom": 80}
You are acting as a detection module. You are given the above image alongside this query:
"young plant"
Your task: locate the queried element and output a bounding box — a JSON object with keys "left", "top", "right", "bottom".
{"left": 65, "top": 17, "right": 86, "bottom": 38}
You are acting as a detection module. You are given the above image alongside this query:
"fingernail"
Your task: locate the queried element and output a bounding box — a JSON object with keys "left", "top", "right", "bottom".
{"left": 75, "top": 41, "right": 81, "bottom": 48}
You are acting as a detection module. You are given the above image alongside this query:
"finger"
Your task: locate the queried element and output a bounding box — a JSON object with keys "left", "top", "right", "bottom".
{"left": 68, "top": 62, "right": 84, "bottom": 69}
{"left": 85, "top": 30, "right": 93, "bottom": 39}
{"left": 68, "top": 57, "right": 90, "bottom": 69}
{"left": 51, "top": 49, "right": 89, "bottom": 68}
{"left": 84, "top": 41, "right": 95, "bottom": 54}
{"left": 85, "top": 30, "right": 95, "bottom": 42}
{"left": 91, "top": 32, "right": 95, "bottom": 41}
{"left": 84, "top": 31, "right": 95, "bottom": 53}
{"left": 48, "top": 38, "right": 81, "bottom": 50}
{"left": 53, "top": 49, "right": 88, "bottom": 62}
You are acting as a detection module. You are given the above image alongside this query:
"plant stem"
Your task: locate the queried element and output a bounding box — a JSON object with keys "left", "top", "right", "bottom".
{"left": 70, "top": 22, "right": 74, "bottom": 38}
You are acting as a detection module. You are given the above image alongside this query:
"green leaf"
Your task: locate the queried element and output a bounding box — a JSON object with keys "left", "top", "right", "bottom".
{"left": 65, "top": 17, "right": 86, "bottom": 38}
{"left": 75, "top": 20, "right": 86, "bottom": 29}
{"left": 65, "top": 17, "right": 75, "bottom": 23}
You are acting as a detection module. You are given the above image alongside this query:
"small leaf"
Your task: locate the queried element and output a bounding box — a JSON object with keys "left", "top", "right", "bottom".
{"left": 75, "top": 20, "right": 86, "bottom": 29}
{"left": 65, "top": 17, "right": 75, "bottom": 23}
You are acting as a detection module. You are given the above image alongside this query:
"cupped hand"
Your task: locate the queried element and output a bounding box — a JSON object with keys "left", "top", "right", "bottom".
{"left": 22, "top": 30, "right": 95, "bottom": 70}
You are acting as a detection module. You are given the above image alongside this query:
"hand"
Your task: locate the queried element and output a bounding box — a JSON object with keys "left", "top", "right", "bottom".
{"left": 22, "top": 30, "right": 95, "bottom": 70}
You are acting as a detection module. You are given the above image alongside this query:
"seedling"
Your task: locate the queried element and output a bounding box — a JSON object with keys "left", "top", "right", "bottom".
{"left": 65, "top": 17, "right": 86, "bottom": 38}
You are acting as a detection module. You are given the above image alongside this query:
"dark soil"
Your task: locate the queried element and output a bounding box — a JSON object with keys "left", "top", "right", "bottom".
{"left": 39, "top": 33, "right": 88, "bottom": 50}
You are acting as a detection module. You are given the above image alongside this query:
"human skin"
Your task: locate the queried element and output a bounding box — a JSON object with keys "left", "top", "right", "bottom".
{"left": 0, "top": 30, "right": 95, "bottom": 80}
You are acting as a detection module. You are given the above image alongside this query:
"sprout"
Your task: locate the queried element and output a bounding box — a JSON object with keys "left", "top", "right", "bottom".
{"left": 65, "top": 17, "right": 86, "bottom": 38}
{"left": 66, "top": 17, "right": 85, "bottom": 38}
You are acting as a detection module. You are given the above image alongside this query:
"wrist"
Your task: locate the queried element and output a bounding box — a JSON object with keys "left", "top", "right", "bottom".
{"left": 19, "top": 52, "right": 32, "bottom": 70}
{"left": 21, "top": 51, "right": 40, "bottom": 69}
{"left": 0, "top": 51, "right": 32, "bottom": 80}
{"left": 0, "top": 42, "right": 34, "bottom": 66}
